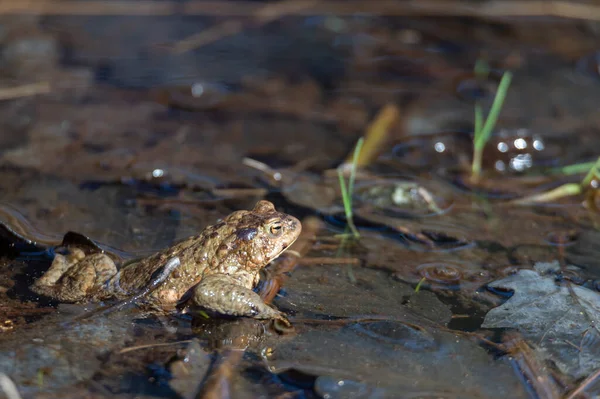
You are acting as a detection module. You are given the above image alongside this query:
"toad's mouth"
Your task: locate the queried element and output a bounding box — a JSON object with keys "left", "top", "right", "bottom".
{"left": 268, "top": 218, "right": 302, "bottom": 262}
{"left": 270, "top": 235, "right": 300, "bottom": 262}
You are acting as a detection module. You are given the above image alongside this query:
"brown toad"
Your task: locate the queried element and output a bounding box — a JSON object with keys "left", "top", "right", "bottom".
{"left": 31, "top": 200, "right": 301, "bottom": 321}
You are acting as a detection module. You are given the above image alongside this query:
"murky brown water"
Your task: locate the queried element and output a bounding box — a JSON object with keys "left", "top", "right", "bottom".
{"left": 0, "top": 2, "right": 600, "bottom": 398}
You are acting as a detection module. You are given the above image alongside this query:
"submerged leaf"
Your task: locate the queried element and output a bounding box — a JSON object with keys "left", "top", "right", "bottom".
{"left": 482, "top": 269, "right": 600, "bottom": 378}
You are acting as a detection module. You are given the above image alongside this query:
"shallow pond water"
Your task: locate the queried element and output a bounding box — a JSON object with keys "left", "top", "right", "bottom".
{"left": 0, "top": 2, "right": 600, "bottom": 398}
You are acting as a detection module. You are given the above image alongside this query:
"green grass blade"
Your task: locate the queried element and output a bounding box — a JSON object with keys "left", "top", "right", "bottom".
{"left": 474, "top": 103, "right": 483, "bottom": 137}
{"left": 513, "top": 182, "right": 582, "bottom": 205}
{"left": 475, "top": 71, "right": 513, "bottom": 149}
{"left": 471, "top": 103, "right": 484, "bottom": 177}
{"left": 414, "top": 277, "right": 426, "bottom": 293}
{"left": 549, "top": 161, "right": 596, "bottom": 176}
{"left": 337, "top": 168, "right": 351, "bottom": 217}
{"left": 338, "top": 168, "right": 360, "bottom": 238}
{"left": 474, "top": 59, "right": 490, "bottom": 80}
{"left": 348, "top": 137, "right": 364, "bottom": 205}
{"left": 336, "top": 137, "right": 364, "bottom": 239}
{"left": 471, "top": 71, "right": 513, "bottom": 181}
{"left": 581, "top": 156, "right": 600, "bottom": 187}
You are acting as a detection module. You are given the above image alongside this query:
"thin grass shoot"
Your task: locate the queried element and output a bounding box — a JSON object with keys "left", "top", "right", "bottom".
{"left": 414, "top": 277, "right": 426, "bottom": 293}
{"left": 338, "top": 137, "right": 364, "bottom": 239}
{"left": 471, "top": 71, "right": 513, "bottom": 182}
{"left": 514, "top": 156, "right": 600, "bottom": 205}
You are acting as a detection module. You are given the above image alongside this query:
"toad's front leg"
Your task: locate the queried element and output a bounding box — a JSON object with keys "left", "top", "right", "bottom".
{"left": 190, "top": 274, "right": 288, "bottom": 323}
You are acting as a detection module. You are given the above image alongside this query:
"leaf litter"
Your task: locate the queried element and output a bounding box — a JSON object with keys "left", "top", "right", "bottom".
{"left": 482, "top": 262, "right": 600, "bottom": 379}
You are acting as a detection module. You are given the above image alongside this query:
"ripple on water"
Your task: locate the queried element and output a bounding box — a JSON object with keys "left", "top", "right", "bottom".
{"left": 417, "top": 262, "right": 463, "bottom": 285}
{"left": 544, "top": 230, "right": 578, "bottom": 247}
{"left": 395, "top": 261, "right": 490, "bottom": 291}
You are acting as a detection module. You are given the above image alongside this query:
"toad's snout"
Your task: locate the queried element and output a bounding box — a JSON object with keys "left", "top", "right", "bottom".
{"left": 285, "top": 216, "right": 302, "bottom": 237}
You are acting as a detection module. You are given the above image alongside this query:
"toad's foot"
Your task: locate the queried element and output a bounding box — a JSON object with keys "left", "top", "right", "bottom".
{"left": 31, "top": 248, "right": 117, "bottom": 302}
{"left": 190, "top": 274, "right": 289, "bottom": 324}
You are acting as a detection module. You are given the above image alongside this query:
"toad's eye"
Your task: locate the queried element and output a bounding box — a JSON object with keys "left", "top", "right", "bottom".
{"left": 269, "top": 223, "right": 283, "bottom": 236}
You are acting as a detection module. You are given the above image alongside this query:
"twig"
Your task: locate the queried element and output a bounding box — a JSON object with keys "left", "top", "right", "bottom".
{"left": 299, "top": 256, "right": 360, "bottom": 265}
{"left": 0, "top": 373, "right": 22, "bottom": 399}
{"left": 0, "top": 82, "right": 50, "bottom": 101}
{"left": 503, "top": 335, "right": 562, "bottom": 399}
{"left": 242, "top": 157, "right": 283, "bottom": 184}
{"left": 172, "top": 20, "right": 243, "bottom": 54}
{"left": 566, "top": 367, "right": 600, "bottom": 399}
{"left": 5, "top": 1, "right": 600, "bottom": 21}
{"left": 118, "top": 339, "right": 193, "bottom": 354}
{"left": 312, "top": 243, "right": 339, "bottom": 250}
{"left": 0, "top": 1, "right": 179, "bottom": 15}
{"left": 173, "top": 0, "right": 319, "bottom": 54}
{"left": 210, "top": 188, "right": 269, "bottom": 198}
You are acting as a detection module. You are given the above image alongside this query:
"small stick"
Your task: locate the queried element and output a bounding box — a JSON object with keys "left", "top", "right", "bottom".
{"left": 118, "top": 339, "right": 193, "bottom": 354}
{"left": 173, "top": 0, "right": 319, "bottom": 54}
{"left": 0, "top": 373, "right": 22, "bottom": 399}
{"left": 565, "top": 367, "right": 600, "bottom": 399}
{"left": 4, "top": 1, "right": 600, "bottom": 21}
{"left": 172, "top": 20, "right": 243, "bottom": 54}
{"left": 210, "top": 188, "right": 269, "bottom": 198}
{"left": 242, "top": 158, "right": 283, "bottom": 183}
{"left": 299, "top": 257, "right": 360, "bottom": 265}
{"left": 503, "top": 334, "right": 562, "bottom": 399}
{"left": 312, "top": 243, "right": 339, "bottom": 250}
{"left": 0, "top": 82, "right": 50, "bottom": 101}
